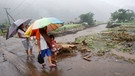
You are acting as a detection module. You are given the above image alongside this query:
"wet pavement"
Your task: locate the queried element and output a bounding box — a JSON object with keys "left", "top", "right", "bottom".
{"left": 1, "top": 24, "right": 135, "bottom": 76}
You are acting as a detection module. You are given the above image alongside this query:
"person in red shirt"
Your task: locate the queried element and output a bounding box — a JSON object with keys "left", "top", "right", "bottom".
{"left": 49, "top": 34, "right": 58, "bottom": 62}
{"left": 35, "top": 27, "right": 56, "bottom": 67}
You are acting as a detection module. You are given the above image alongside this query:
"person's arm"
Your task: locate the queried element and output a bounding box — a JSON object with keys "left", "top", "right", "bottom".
{"left": 18, "top": 32, "right": 29, "bottom": 42}
{"left": 44, "top": 34, "right": 53, "bottom": 49}
{"left": 36, "top": 30, "right": 41, "bottom": 53}
{"left": 18, "top": 32, "right": 26, "bottom": 38}
{"left": 37, "top": 39, "right": 41, "bottom": 53}
{"left": 55, "top": 41, "right": 60, "bottom": 50}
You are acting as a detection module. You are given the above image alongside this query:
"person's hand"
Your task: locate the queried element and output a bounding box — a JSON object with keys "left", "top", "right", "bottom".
{"left": 26, "top": 37, "right": 29, "bottom": 41}
{"left": 38, "top": 52, "right": 41, "bottom": 54}
{"left": 38, "top": 49, "right": 41, "bottom": 54}
{"left": 38, "top": 49, "right": 40, "bottom": 53}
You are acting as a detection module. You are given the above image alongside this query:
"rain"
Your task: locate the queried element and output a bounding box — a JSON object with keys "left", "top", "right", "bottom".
{"left": 1, "top": 0, "right": 135, "bottom": 76}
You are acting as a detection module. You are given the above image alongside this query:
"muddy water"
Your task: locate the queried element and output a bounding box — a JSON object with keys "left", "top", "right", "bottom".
{"left": 56, "top": 24, "right": 107, "bottom": 43}
{"left": 1, "top": 25, "right": 135, "bottom": 76}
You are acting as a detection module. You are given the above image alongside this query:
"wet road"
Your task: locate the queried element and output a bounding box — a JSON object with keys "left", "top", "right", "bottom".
{"left": 1, "top": 24, "right": 135, "bottom": 76}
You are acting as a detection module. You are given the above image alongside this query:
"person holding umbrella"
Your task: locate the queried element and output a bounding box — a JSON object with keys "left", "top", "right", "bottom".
{"left": 17, "top": 24, "right": 33, "bottom": 56}
{"left": 24, "top": 17, "right": 63, "bottom": 67}
{"left": 36, "top": 26, "right": 56, "bottom": 67}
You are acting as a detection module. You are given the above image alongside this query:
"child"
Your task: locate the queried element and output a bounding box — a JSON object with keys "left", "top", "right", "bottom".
{"left": 49, "top": 34, "right": 58, "bottom": 62}
{"left": 18, "top": 24, "right": 33, "bottom": 56}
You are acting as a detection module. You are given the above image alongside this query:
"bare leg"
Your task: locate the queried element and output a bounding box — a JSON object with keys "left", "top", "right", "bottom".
{"left": 26, "top": 50, "right": 29, "bottom": 55}
{"left": 51, "top": 54, "right": 55, "bottom": 61}
{"left": 54, "top": 53, "right": 57, "bottom": 62}
{"left": 42, "top": 62, "right": 46, "bottom": 68}
{"left": 48, "top": 56, "right": 53, "bottom": 64}
{"left": 48, "top": 56, "right": 56, "bottom": 67}
{"left": 30, "top": 48, "right": 32, "bottom": 55}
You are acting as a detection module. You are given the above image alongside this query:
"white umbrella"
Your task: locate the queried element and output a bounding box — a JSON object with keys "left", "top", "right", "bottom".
{"left": 6, "top": 18, "right": 32, "bottom": 40}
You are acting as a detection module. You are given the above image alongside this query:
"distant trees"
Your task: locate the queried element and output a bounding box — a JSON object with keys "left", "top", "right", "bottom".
{"left": 79, "top": 12, "right": 95, "bottom": 26}
{"left": 0, "top": 21, "right": 9, "bottom": 33}
{"left": 111, "top": 9, "right": 135, "bottom": 23}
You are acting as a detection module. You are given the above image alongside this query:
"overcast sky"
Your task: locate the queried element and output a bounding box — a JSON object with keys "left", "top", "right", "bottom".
{"left": 0, "top": 0, "right": 135, "bottom": 23}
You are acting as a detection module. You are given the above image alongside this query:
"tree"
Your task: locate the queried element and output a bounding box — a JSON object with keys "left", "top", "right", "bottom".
{"left": 111, "top": 9, "right": 135, "bottom": 22}
{"left": 79, "top": 12, "right": 95, "bottom": 26}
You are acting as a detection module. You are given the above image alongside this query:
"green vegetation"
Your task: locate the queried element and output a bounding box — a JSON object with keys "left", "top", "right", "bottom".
{"left": 52, "top": 24, "right": 84, "bottom": 33}
{"left": 113, "top": 22, "right": 135, "bottom": 25}
{"left": 110, "top": 9, "right": 135, "bottom": 23}
{"left": 106, "top": 9, "right": 135, "bottom": 28}
{"left": 0, "top": 30, "right": 7, "bottom": 36}
{"left": 58, "top": 22, "right": 105, "bottom": 32}
{"left": 75, "top": 33, "right": 114, "bottom": 52}
{"left": 75, "top": 25, "right": 135, "bottom": 53}
{"left": 107, "top": 9, "right": 135, "bottom": 28}
{"left": 0, "top": 23, "right": 8, "bottom": 36}
{"left": 79, "top": 12, "right": 95, "bottom": 26}
{"left": 49, "top": 24, "right": 85, "bottom": 36}
{"left": 59, "top": 24, "right": 82, "bottom": 29}
{"left": 0, "top": 31, "right": 3, "bottom": 35}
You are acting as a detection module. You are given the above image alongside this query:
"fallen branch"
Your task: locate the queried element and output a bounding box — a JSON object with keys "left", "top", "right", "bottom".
{"left": 83, "top": 57, "right": 91, "bottom": 62}
{"left": 57, "top": 44, "right": 77, "bottom": 53}
{"left": 83, "top": 53, "right": 92, "bottom": 62}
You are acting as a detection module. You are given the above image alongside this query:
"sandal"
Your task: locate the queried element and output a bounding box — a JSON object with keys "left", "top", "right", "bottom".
{"left": 49, "top": 64, "right": 56, "bottom": 67}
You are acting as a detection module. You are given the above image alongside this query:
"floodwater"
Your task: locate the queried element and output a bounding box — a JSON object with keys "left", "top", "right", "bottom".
{"left": 1, "top": 24, "right": 135, "bottom": 76}
{"left": 56, "top": 24, "right": 107, "bottom": 42}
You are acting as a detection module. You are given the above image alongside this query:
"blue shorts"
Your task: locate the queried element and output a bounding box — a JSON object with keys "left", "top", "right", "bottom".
{"left": 41, "top": 48, "right": 52, "bottom": 58}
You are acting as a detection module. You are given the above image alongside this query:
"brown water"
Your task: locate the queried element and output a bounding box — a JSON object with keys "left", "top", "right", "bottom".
{"left": 1, "top": 24, "right": 135, "bottom": 76}
{"left": 56, "top": 24, "right": 107, "bottom": 42}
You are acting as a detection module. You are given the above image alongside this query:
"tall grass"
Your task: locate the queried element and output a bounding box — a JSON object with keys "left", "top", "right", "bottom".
{"left": 60, "top": 24, "right": 82, "bottom": 29}
{"left": 56, "top": 24, "right": 83, "bottom": 31}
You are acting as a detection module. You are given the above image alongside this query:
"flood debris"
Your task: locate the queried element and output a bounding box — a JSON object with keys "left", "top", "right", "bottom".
{"left": 79, "top": 47, "right": 91, "bottom": 53}
{"left": 57, "top": 43, "right": 77, "bottom": 54}
{"left": 127, "top": 58, "right": 135, "bottom": 64}
{"left": 83, "top": 57, "right": 91, "bottom": 62}
{"left": 97, "top": 51, "right": 105, "bottom": 56}
{"left": 83, "top": 53, "right": 92, "bottom": 62}
{"left": 82, "top": 39, "right": 88, "bottom": 46}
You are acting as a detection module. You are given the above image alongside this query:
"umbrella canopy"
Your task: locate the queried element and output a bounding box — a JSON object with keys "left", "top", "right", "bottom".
{"left": 6, "top": 18, "right": 32, "bottom": 40}
{"left": 24, "top": 17, "right": 63, "bottom": 37}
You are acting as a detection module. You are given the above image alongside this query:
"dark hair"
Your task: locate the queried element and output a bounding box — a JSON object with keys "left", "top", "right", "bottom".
{"left": 39, "top": 28, "right": 46, "bottom": 34}
{"left": 17, "top": 24, "right": 25, "bottom": 32}
{"left": 49, "top": 34, "right": 55, "bottom": 39}
{"left": 39, "top": 26, "right": 47, "bottom": 34}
